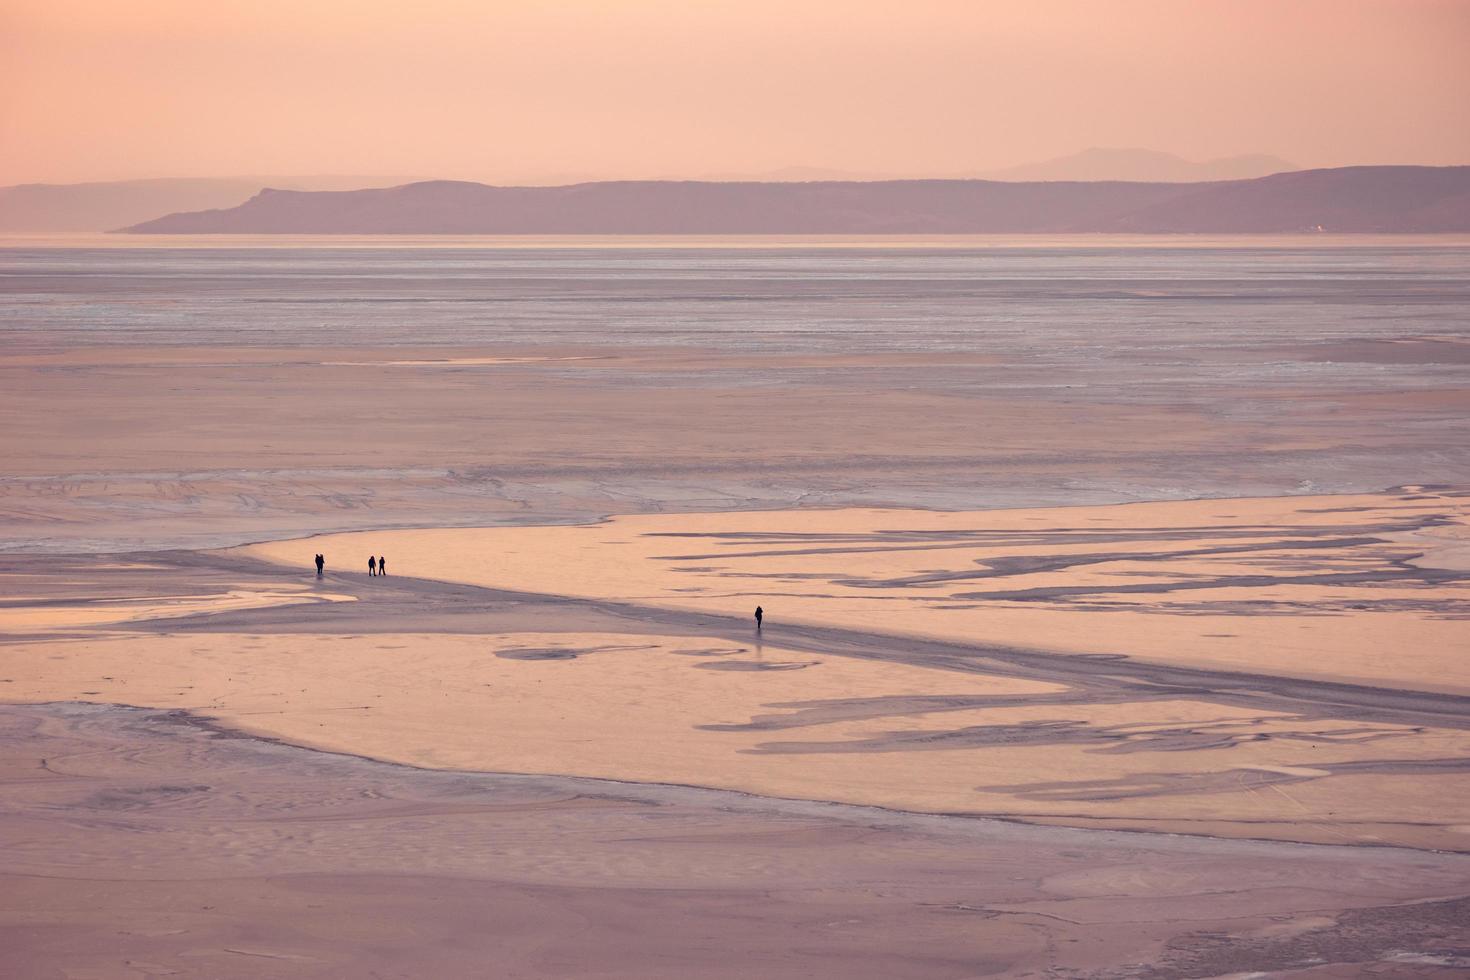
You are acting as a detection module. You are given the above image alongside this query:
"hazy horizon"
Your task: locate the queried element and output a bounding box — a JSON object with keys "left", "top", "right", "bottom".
{"left": 0, "top": 148, "right": 1313, "bottom": 190}
{"left": 3, "top": 0, "right": 1467, "bottom": 186}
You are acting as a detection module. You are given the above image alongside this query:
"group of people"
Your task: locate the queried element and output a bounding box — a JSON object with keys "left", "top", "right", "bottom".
{"left": 311, "top": 554, "right": 766, "bottom": 629}
{"left": 312, "top": 553, "right": 388, "bottom": 577}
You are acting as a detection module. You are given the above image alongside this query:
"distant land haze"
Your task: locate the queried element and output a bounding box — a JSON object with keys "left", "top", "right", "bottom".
{"left": 0, "top": 148, "right": 1296, "bottom": 232}
{"left": 0, "top": 175, "right": 421, "bottom": 232}
{"left": 123, "top": 167, "right": 1470, "bottom": 235}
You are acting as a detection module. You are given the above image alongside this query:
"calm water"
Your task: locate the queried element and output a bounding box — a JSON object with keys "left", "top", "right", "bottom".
{"left": 3, "top": 237, "right": 1468, "bottom": 550}
{"left": 2, "top": 238, "right": 1468, "bottom": 367}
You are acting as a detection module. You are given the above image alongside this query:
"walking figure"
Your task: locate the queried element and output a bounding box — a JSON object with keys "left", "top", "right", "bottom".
{"left": 368, "top": 556, "right": 377, "bottom": 577}
{"left": 377, "top": 556, "right": 387, "bottom": 576}
{"left": 755, "top": 605, "right": 763, "bottom": 630}
{"left": 314, "top": 553, "right": 324, "bottom": 578}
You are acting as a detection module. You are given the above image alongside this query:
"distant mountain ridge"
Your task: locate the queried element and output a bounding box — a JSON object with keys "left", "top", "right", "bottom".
{"left": 0, "top": 176, "right": 421, "bottom": 232}
{"left": 122, "top": 166, "right": 1470, "bottom": 235}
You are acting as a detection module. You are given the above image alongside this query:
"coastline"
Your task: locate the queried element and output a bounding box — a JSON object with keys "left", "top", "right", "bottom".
{"left": 6, "top": 490, "right": 1467, "bottom": 851}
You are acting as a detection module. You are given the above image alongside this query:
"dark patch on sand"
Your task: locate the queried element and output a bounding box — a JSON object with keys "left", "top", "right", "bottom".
{"left": 747, "top": 718, "right": 1415, "bottom": 759}
{"left": 495, "top": 643, "right": 657, "bottom": 661}
{"left": 672, "top": 647, "right": 746, "bottom": 657}
{"left": 1137, "top": 894, "right": 1470, "bottom": 979}
{"left": 695, "top": 660, "right": 819, "bottom": 672}
{"left": 986, "top": 755, "right": 1470, "bottom": 803}
{"left": 497, "top": 647, "right": 581, "bottom": 661}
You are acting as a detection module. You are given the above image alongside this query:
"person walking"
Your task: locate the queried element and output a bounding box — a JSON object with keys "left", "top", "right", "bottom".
{"left": 755, "top": 605, "right": 763, "bottom": 631}
{"left": 368, "top": 556, "right": 377, "bottom": 577}
{"left": 377, "top": 556, "right": 387, "bottom": 576}
{"left": 315, "top": 553, "right": 324, "bottom": 578}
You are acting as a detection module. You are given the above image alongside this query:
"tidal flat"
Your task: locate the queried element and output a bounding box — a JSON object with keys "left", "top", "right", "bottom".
{"left": 3, "top": 238, "right": 1469, "bottom": 976}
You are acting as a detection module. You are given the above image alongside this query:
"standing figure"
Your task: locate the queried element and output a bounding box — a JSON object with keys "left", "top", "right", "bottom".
{"left": 368, "top": 556, "right": 377, "bottom": 577}
{"left": 755, "top": 605, "right": 763, "bottom": 630}
{"left": 315, "top": 553, "right": 324, "bottom": 578}
{"left": 377, "top": 556, "right": 387, "bottom": 576}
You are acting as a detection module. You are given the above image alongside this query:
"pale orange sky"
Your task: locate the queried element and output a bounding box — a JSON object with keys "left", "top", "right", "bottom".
{"left": 2, "top": 0, "right": 1467, "bottom": 185}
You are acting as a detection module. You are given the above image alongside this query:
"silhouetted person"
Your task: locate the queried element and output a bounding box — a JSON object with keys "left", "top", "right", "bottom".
{"left": 315, "top": 553, "right": 324, "bottom": 578}
{"left": 368, "top": 556, "right": 377, "bottom": 577}
{"left": 755, "top": 605, "right": 763, "bottom": 630}
{"left": 377, "top": 556, "right": 387, "bottom": 576}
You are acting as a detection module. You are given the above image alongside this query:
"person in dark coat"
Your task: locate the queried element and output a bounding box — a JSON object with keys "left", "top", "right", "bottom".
{"left": 368, "top": 556, "right": 377, "bottom": 576}
{"left": 755, "top": 605, "right": 763, "bottom": 630}
{"left": 315, "top": 553, "right": 324, "bottom": 577}
{"left": 377, "top": 556, "right": 387, "bottom": 576}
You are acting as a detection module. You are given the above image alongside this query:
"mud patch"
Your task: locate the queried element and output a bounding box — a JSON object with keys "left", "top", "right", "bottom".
{"left": 495, "top": 644, "right": 656, "bottom": 661}
{"left": 695, "top": 660, "right": 819, "bottom": 672}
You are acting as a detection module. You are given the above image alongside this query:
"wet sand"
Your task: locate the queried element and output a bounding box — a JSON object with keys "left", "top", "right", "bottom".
{"left": 5, "top": 491, "right": 1469, "bottom": 854}
{"left": 5, "top": 701, "right": 1470, "bottom": 979}
{"left": 245, "top": 489, "right": 1470, "bottom": 690}
{"left": 3, "top": 496, "right": 1469, "bottom": 974}
{"left": 4, "top": 339, "right": 1468, "bottom": 554}
{"left": 4, "top": 242, "right": 1469, "bottom": 974}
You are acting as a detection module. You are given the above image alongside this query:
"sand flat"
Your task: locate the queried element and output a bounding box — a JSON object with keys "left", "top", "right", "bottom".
{"left": 6, "top": 323, "right": 1467, "bottom": 555}
{"left": 0, "top": 587, "right": 350, "bottom": 631}
{"left": 5, "top": 241, "right": 1470, "bottom": 975}
{"left": 242, "top": 489, "right": 1470, "bottom": 691}
{"left": 7, "top": 525, "right": 1470, "bottom": 849}
{"left": 6, "top": 702, "right": 1469, "bottom": 978}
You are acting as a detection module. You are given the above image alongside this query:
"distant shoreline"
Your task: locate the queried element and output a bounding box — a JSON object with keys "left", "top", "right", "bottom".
{"left": 119, "top": 167, "right": 1470, "bottom": 235}
{"left": 7, "top": 231, "right": 1470, "bottom": 250}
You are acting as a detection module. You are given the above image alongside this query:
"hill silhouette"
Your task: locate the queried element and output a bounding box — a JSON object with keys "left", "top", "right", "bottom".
{"left": 1, "top": 176, "right": 420, "bottom": 232}
{"left": 122, "top": 166, "right": 1470, "bottom": 234}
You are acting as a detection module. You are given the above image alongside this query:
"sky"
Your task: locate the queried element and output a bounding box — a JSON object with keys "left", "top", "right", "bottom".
{"left": 2, "top": 0, "right": 1467, "bottom": 185}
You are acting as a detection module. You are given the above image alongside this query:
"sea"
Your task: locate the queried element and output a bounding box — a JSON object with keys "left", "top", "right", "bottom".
{"left": 2, "top": 234, "right": 1468, "bottom": 551}
{"left": 2, "top": 235, "right": 1468, "bottom": 370}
